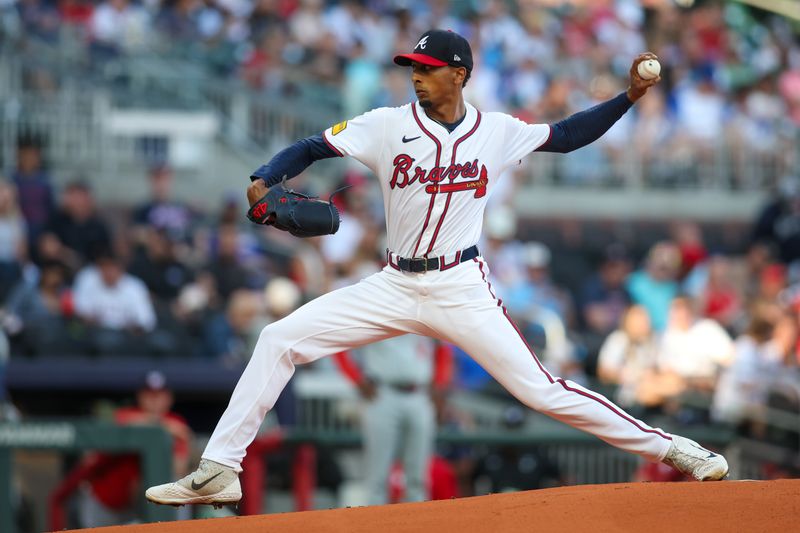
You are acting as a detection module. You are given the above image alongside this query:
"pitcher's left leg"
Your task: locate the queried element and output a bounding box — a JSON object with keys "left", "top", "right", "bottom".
{"left": 426, "top": 258, "right": 728, "bottom": 479}
{"left": 427, "top": 259, "right": 672, "bottom": 462}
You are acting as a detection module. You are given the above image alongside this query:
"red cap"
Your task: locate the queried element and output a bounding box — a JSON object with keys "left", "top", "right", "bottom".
{"left": 393, "top": 53, "right": 449, "bottom": 67}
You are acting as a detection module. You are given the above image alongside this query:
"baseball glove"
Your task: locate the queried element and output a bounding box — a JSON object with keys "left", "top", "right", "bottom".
{"left": 246, "top": 179, "right": 341, "bottom": 238}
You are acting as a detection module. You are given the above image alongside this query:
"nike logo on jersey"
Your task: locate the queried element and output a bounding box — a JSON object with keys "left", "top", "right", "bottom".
{"left": 190, "top": 472, "right": 223, "bottom": 491}
{"left": 402, "top": 135, "right": 421, "bottom": 143}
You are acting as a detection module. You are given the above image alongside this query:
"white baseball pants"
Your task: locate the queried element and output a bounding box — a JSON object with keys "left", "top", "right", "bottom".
{"left": 203, "top": 257, "right": 673, "bottom": 470}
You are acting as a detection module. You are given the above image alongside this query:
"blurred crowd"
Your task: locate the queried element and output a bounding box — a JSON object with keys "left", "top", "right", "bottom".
{"left": 2, "top": 131, "right": 800, "bottom": 444}
{"left": 5, "top": 0, "right": 799, "bottom": 186}
{"left": 0, "top": 137, "right": 312, "bottom": 361}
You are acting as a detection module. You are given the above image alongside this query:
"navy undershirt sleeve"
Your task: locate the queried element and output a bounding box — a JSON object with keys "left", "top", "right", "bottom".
{"left": 250, "top": 134, "right": 338, "bottom": 187}
{"left": 537, "top": 92, "right": 633, "bottom": 154}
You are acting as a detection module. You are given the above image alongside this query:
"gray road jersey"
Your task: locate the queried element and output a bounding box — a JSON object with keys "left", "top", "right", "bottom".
{"left": 357, "top": 334, "right": 435, "bottom": 386}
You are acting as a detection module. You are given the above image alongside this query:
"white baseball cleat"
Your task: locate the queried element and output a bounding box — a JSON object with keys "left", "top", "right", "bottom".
{"left": 145, "top": 459, "right": 241, "bottom": 506}
{"left": 662, "top": 435, "right": 729, "bottom": 481}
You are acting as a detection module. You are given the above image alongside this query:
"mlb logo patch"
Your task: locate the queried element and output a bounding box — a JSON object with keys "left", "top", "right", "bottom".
{"left": 331, "top": 120, "right": 348, "bottom": 135}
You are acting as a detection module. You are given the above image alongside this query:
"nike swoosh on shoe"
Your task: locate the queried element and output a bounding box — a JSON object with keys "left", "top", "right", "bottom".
{"left": 191, "top": 471, "right": 223, "bottom": 491}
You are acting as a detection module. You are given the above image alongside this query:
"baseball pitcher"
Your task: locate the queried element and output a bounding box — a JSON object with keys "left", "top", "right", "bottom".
{"left": 147, "top": 29, "right": 728, "bottom": 507}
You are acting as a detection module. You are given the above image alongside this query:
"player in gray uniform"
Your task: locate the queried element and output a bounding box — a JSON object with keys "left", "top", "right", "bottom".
{"left": 334, "top": 335, "right": 451, "bottom": 504}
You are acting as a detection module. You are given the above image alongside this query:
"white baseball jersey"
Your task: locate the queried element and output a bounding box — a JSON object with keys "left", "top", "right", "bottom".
{"left": 322, "top": 103, "right": 550, "bottom": 258}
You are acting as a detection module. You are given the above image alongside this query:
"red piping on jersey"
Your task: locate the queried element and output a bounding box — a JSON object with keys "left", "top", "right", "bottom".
{"left": 411, "top": 102, "right": 443, "bottom": 257}
{"left": 473, "top": 258, "right": 673, "bottom": 442}
{"left": 425, "top": 111, "right": 482, "bottom": 256}
{"left": 322, "top": 130, "right": 344, "bottom": 157}
{"left": 386, "top": 249, "right": 401, "bottom": 271}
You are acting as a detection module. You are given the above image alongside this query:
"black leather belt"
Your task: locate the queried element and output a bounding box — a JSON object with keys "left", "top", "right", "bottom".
{"left": 388, "top": 245, "right": 480, "bottom": 273}
{"left": 388, "top": 383, "right": 420, "bottom": 393}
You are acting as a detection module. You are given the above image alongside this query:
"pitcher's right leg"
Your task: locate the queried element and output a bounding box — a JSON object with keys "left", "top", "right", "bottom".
{"left": 147, "top": 270, "right": 426, "bottom": 506}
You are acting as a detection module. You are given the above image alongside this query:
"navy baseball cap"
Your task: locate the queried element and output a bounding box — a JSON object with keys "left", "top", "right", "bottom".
{"left": 394, "top": 29, "right": 473, "bottom": 72}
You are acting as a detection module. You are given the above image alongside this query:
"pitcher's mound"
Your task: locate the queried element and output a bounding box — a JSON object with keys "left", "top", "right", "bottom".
{"left": 70, "top": 479, "right": 799, "bottom": 533}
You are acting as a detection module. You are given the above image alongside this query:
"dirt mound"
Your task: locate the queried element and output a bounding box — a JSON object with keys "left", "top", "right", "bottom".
{"left": 66, "top": 479, "right": 799, "bottom": 533}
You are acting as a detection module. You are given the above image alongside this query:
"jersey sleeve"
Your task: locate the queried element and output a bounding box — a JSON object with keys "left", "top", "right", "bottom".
{"left": 501, "top": 114, "right": 552, "bottom": 171}
{"left": 322, "top": 108, "right": 388, "bottom": 171}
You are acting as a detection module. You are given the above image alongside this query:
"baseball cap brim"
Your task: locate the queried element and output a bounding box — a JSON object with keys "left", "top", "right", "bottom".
{"left": 393, "top": 53, "right": 449, "bottom": 67}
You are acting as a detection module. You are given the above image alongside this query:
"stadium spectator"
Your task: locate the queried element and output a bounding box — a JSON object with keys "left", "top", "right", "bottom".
{"left": 288, "top": 0, "right": 325, "bottom": 50}
{"left": 674, "top": 67, "right": 728, "bottom": 151}
{"left": 656, "top": 295, "right": 734, "bottom": 403}
{"left": 11, "top": 136, "right": 54, "bottom": 255}
{"left": 712, "top": 307, "right": 784, "bottom": 426}
{"left": 504, "top": 241, "right": 580, "bottom": 381}
{"left": 729, "top": 242, "right": 772, "bottom": 304}
{"left": 171, "top": 272, "right": 218, "bottom": 356}
{"left": 0, "top": 180, "right": 27, "bottom": 300}
{"left": 59, "top": 0, "right": 94, "bottom": 31}
{"left": 3, "top": 260, "right": 72, "bottom": 355}
{"left": 762, "top": 313, "right": 800, "bottom": 450}
{"left": 204, "top": 222, "right": 263, "bottom": 302}
{"left": 505, "top": 241, "right": 571, "bottom": 324}
{"left": 0, "top": 325, "right": 19, "bottom": 422}
{"left": 79, "top": 370, "right": 193, "bottom": 527}
{"left": 631, "top": 87, "right": 674, "bottom": 185}
{"left": 752, "top": 263, "right": 789, "bottom": 321}
{"left": 129, "top": 227, "right": 194, "bottom": 304}
{"left": 154, "top": 0, "right": 202, "bottom": 43}
{"left": 321, "top": 172, "right": 371, "bottom": 272}
{"left": 578, "top": 243, "right": 632, "bottom": 339}
{"left": 343, "top": 40, "right": 382, "bottom": 116}
{"left": 73, "top": 252, "right": 156, "bottom": 355}
{"left": 43, "top": 180, "right": 112, "bottom": 266}
{"left": 480, "top": 205, "right": 525, "bottom": 298}
{"left": 204, "top": 289, "right": 265, "bottom": 361}
{"left": 597, "top": 304, "right": 658, "bottom": 410}
{"left": 686, "top": 255, "right": 742, "bottom": 331}
{"left": 752, "top": 176, "right": 800, "bottom": 264}
{"left": 672, "top": 221, "right": 707, "bottom": 280}
{"left": 626, "top": 241, "right": 681, "bottom": 331}
{"left": 89, "top": 0, "right": 150, "bottom": 56}
{"left": 285, "top": 234, "right": 329, "bottom": 299}
{"left": 132, "top": 165, "right": 195, "bottom": 246}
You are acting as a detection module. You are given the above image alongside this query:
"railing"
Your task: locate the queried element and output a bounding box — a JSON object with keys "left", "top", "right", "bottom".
{"left": 0, "top": 421, "right": 175, "bottom": 533}
{"left": 518, "top": 132, "right": 795, "bottom": 192}
{"left": 0, "top": 40, "right": 340, "bottom": 185}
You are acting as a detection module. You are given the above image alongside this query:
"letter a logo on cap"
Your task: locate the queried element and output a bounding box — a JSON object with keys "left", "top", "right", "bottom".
{"left": 415, "top": 36, "right": 429, "bottom": 50}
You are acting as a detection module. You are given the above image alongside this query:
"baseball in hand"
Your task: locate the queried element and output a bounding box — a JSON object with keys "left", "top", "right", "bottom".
{"left": 637, "top": 59, "right": 661, "bottom": 80}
